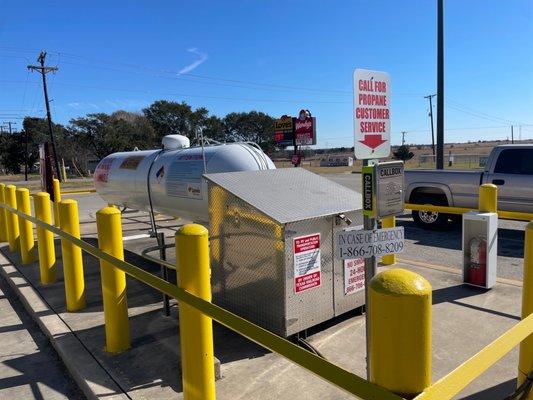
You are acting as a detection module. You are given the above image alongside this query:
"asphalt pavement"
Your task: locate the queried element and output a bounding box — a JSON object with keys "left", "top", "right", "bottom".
{"left": 323, "top": 172, "right": 527, "bottom": 282}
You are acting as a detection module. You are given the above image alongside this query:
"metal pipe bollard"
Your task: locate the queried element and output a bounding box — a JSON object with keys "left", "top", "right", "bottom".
{"left": 369, "top": 268, "right": 432, "bottom": 398}
{"left": 479, "top": 183, "right": 497, "bottom": 213}
{"left": 176, "top": 224, "right": 216, "bottom": 400}
{"left": 381, "top": 216, "right": 396, "bottom": 265}
{"left": 53, "top": 178, "right": 61, "bottom": 227}
{"left": 16, "top": 188, "right": 35, "bottom": 264}
{"left": 0, "top": 183, "right": 7, "bottom": 242}
{"left": 4, "top": 185, "right": 19, "bottom": 252}
{"left": 96, "top": 206, "right": 130, "bottom": 353}
{"left": 34, "top": 192, "right": 57, "bottom": 284}
{"left": 518, "top": 222, "right": 533, "bottom": 394}
{"left": 59, "top": 199, "right": 86, "bottom": 311}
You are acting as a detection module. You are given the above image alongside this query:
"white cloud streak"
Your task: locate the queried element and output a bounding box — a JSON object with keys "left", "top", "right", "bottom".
{"left": 178, "top": 47, "right": 208, "bottom": 75}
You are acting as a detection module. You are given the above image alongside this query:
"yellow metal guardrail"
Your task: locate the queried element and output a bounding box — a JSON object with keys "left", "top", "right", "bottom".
{"left": 405, "top": 183, "right": 533, "bottom": 222}
{"left": 1, "top": 180, "right": 533, "bottom": 399}
{"left": 0, "top": 196, "right": 401, "bottom": 400}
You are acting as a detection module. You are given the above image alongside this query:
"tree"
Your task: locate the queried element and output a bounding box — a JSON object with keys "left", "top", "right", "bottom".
{"left": 223, "top": 111, "right": 275, "bottom": 151}
{"left": 69, "top": 111, "right": 153, "bottom": 162}
{"left": 393, "top": 145, "right": 415, "bottom": 161}
{"left": 143, "top": 100, "right": 196, "bottom": 142}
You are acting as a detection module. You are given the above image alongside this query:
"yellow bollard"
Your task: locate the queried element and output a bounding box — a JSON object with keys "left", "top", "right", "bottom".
{"left": 53, "top": 178, "right": 61, "bottom": 227}
{"left": 34, "top": 192, "right": 56, "bottom": 284}
{"left": 518, "top": 222, "right": 533, "bottom": 393}
{"left": 479, "top": 183, "right": 497, "bottom": 213}
{"left": 176, "top": 224, "right": 216, "bottom": 400}
{"left": 61, "top": 158, "right": 68, "bottom": 183}
{"left": 0, "top": 183, "right": 7, "bottom": 242}
{"left": 4, "top": 185, "right": 19, "bottom": 252}
{"left": 59, "top": 199, "right": 86, "bottom": 311}
{"left": 16, "top": 188, "right": 35, "bottom": 264}
{"left": 96, "top": 206, "right": 130, "bottom": 353}
{"left": 381, "top": 216, "right": 396, "bottom": 265}
{"left": 369, "top": 268, "right": 432, "bottom": 398}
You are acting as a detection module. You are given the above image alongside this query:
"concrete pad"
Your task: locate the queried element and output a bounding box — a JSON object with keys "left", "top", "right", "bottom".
{"left": 0, "top": 208, "right": 527, "bottom": 400}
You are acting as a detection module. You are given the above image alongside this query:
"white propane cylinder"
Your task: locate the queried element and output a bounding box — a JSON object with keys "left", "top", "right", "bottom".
{"left": 94, "top": 140, "right": 276, "bottom": 223}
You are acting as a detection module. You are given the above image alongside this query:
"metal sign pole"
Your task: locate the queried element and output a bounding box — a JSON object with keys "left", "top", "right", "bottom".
{"left": 363, "top": 159, "right": 377, "bottom": 381}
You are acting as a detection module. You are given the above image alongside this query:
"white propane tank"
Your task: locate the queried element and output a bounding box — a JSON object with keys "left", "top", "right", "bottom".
{"left": 94, "top": 137, "right": 276, "bottom": 222}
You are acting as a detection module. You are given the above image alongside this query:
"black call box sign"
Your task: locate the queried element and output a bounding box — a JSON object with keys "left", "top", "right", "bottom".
{"left": 362, "top": 166, "right": 374, "bottom": 216}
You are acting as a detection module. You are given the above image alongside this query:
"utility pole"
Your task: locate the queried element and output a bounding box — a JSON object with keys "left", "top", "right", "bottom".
{"left": 27, "top": 51, "right": 62, "bottom": 181}
{"left": 3, "top": 121, "right": 16, "bottom": 135}
{"left": 401, "top": 131, "right": 406, "bottom": 146}
{"left": 424, "top": 94, "right": 436, "bottom": 155}
{"left": 436, "top": 0, "right": 444, "bottom": 169}
{"left": 511, "top": 125, "right": 514, "bottom": 144}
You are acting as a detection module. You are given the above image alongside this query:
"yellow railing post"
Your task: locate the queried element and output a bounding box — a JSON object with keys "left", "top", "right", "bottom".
{"left": 369, "top": 268, "right": 432, "bottom": 399}
{"left": 34, "top": 192, "right": 56, "bottom": 284}
{"left": 479, "top": 183, "right": 497, "bottom": 213}
{"left": 0, "top": 183, "right": 7, "bottom": 242}
{"left": 15, "top": 188, "right": 35, "bottom": 264}
{"left": 381, "top": 216, "right": 396, "bottom": 265}
{"left": 5, "top": 185, "right": 19, "bottom": 252}
{"left": 176, "top": 224, "right": 216, "bottom": 400}
{"left": 59, "top": 199, "right": 86, "bottom": 311}
{"left": 53, "top": 178, "right": 61, "bottom": 227}
{"left": 96, "top": 206, "right": 130, "bottom": 353}
{"left": 518, "top": 222, "right": 533, "bottom": 395}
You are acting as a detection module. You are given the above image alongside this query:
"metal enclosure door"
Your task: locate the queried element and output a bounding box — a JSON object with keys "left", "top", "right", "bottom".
{"left": 210, "top": 188, "right": 286, "bottom": 336}
{"left": 284, "top": 218, "right": 334, "bottom": 336}
{"left": 333, "top": 211, "right": 366, "bottom": 316}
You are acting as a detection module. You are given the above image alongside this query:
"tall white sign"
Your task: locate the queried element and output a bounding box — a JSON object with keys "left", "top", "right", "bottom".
{"left": 353, "top": 69, "right": 391, "bottom": 159}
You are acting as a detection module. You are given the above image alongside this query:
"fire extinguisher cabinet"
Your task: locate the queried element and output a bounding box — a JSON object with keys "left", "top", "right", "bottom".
{"left": 462, "top": 211, "right": 498, "bottom": 289}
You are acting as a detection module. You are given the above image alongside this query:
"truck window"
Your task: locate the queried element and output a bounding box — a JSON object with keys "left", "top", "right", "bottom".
{"left": 494, "top": 149, "right": 533, "bottom": 175}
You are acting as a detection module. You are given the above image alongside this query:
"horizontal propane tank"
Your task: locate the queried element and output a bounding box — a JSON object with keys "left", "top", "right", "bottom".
{"left": 94, "top": 136, "right": 276, "bottom": 223}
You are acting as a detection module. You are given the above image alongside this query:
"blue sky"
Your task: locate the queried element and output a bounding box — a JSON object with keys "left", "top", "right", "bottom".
{"left": 0, "top": 0, "right": 531, "bottom": 147}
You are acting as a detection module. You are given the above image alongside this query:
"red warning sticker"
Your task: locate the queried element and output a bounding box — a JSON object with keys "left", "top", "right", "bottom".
{"left": 293, "top": 233, "right": 321, "bottom": 293}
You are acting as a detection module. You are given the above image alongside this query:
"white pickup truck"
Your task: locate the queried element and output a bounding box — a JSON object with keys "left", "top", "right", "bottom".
{"left": 405, "top": 144, "right": 533, "bottom": 229}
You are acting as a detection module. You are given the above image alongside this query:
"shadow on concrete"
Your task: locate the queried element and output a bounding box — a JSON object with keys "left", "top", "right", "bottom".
{"left": 433, "top": 285, "right": 520, "bottom": 321}
{"left": 460, "top": 378, "right": 517, "bottom": 399}
{"left": 0, "top": 277, "right": 85, "bottom": 400}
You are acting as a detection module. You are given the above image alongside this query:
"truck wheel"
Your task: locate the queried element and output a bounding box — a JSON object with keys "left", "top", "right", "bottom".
{"left": 412, "top": 195, "right": 450, "bottom": 230}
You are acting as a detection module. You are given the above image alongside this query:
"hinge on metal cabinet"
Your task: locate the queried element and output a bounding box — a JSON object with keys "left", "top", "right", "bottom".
{"left": 335, "top": 213, "right": 352, "bottom": 226}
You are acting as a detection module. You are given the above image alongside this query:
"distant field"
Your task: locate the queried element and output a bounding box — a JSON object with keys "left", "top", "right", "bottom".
{"left": 0, "top": 174, "right": 94, "bottom": 192}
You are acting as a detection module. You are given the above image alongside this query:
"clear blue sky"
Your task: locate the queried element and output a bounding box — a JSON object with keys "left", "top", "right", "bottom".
{"left": 0, "top": 0, "right": 531, "bottom": 147}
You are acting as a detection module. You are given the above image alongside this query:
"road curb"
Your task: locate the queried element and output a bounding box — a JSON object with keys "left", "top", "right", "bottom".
{"left": 0, "top": 249, "right": 129, "bottom": 400}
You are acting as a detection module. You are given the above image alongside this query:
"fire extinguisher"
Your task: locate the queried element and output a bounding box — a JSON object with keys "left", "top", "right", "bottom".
{"left": 468, "top": 236, "right": 487, "bottom": 287}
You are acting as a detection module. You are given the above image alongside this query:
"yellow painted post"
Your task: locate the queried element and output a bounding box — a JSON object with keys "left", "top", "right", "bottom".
{"left": 34, "top": 192, "right": 56, "bottom": 284}
{"left": 381, "top": 216, "right": 396, "bottom": 265}
{"left": 0, "top": 183, "right": 7, "bottom": 242}
{"left": 4, "top": 185, "right": 19, "bottom": 252}
{"left": 479, "top": 183, "right": 497, "bottom": 213}
{"left": 61, "top": 158, "right": 68, "bottom": 182}
{"left": 369, "top": 268, "right": 432, "bottom": 398}
{"left": 96, "top": 206, "right": 130, "bottom": 353}
{"left": 518, "top": 222, "right": 533, "bottom": 394}
{"left": 16, "top": 188, "right": 35, "bottom": 264}
{"left": 176, "top": 224, "right": 216, "bottom": 400}
{"left": 53, "top": 178, "right": 61, "bottom": 227}
{"left": 59, "top": 200, "right": 86, "bottom": 311}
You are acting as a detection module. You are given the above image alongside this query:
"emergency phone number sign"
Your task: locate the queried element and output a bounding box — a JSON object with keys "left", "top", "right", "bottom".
{"left": 337, "top": 227, "right": 405, "bottom": 259}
